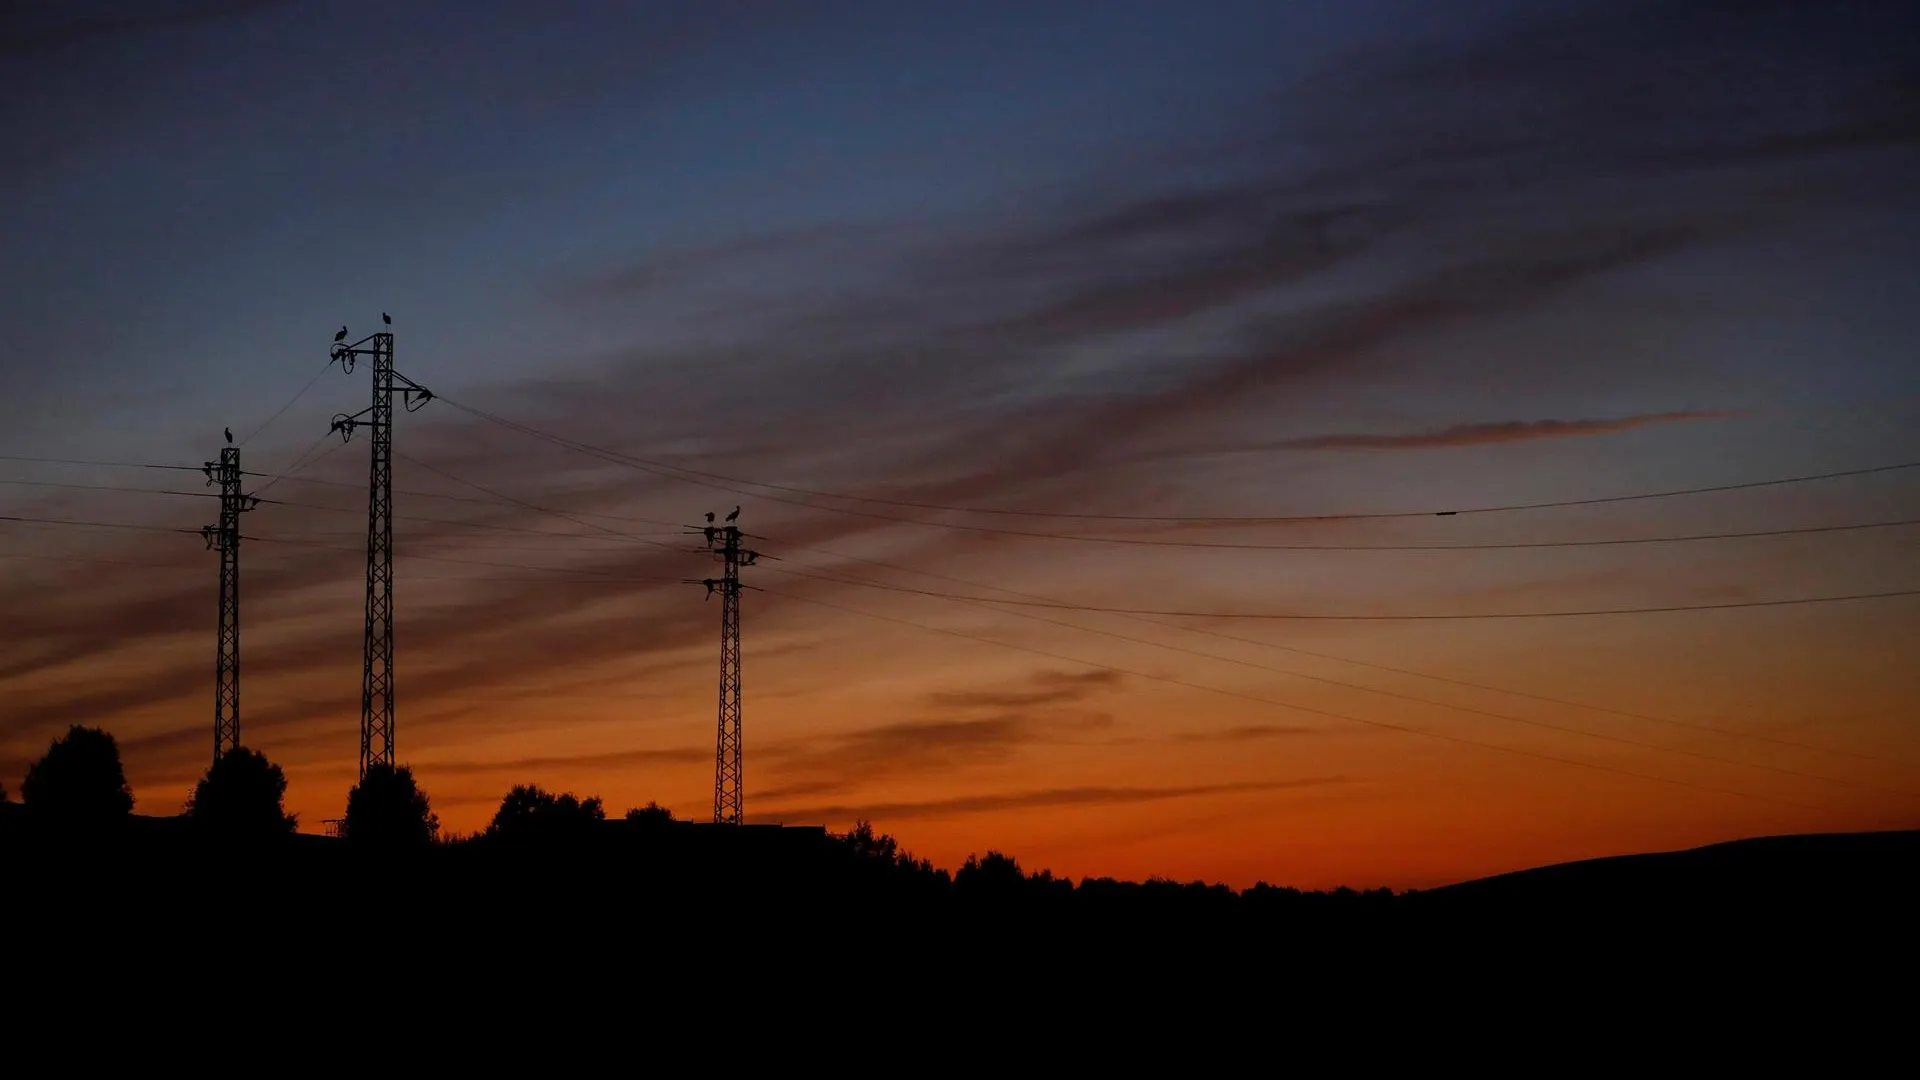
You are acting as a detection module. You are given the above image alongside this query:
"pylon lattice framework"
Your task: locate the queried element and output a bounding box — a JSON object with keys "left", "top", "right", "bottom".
{"left": 328, "top": 329, "right": 432, "bottom": 779}
{"left": 693, "top": 520, "right": 758, "bottom": 824}
{"left": 203, "top": 445, "right": 256, "bottom": 764}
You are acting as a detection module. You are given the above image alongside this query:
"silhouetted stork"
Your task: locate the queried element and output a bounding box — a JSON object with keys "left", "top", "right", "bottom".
{"left": 224, "top": 427, "right": 233, "bottom": 444}
{"left": 725, "top": 506, "right": 740, "bottom": 522}
{"left": 333, "top": 325, "right": 348, "bottom": 342}
{"left": 704, "top": 511, "right": 715, "bottom": 523}
{"left": 382, "top": 312, "right": 392, "bottom": 325}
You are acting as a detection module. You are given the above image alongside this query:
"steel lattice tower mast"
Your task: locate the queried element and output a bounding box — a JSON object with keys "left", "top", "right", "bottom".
{"left": 328, "top": 325, "right": 432, "bottom": 779}
{"left": 691, "top": 514, "right": 758, "bottom": 824}
{"left": 202, "top": 440, "right": 258, "bottom": 764}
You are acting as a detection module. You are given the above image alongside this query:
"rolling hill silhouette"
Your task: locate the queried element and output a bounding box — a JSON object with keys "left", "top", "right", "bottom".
{"left": 6, "top": 798, "right": 1912, "bottom": 999}
{"left": 1421, "top": 829, "right": 1917, "bottom": 912}
{"left": 7, "top": 796, "right": 1908, "bottom": 928}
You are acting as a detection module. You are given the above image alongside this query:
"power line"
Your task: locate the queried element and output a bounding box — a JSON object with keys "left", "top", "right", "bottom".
{"left": 246, "top": 471, "right": 522, "bottom": 508}
{"left": 48, "top": 461, "right": 1910, "bottom": 554}
{"left": 765, "top": 497, "right": 1920, "bottom": 549}
{"left": 0, "top": 513, "right": 1862, "bottom": 813}
{"left": 0, "top": 454, "right": 201, "bottom": 472}
{"left": 388, "top": 448, "right": 688, "bottom": 553}
{"left": 334, "top": 469, "right": 1897, "bottom": 798}
{"left": 252, "top": 429, "right": 1918, "bottom": 772}
{"left": 242, "top": 533, "right": 683, "bottom": 580}
{"left": 0, "top": 513, "right": 201, "bottom": 534}
{"left": 0, "top": 489, "right": 1859, "bottom": 788}
{"left": 241, "top": 438, "right": 1920, "bottom": 767}
{"left": 753, "top": 532, "right": 1919, "bottom": 770}
{"left": 760, "top": 569, "right": 1920, "bottom": 620}
{"left": 0, "top": 479, "right": 679, "bottom": 546}
{"left": 0, "top": 469, "right": 1874, "bottom": 809}
{"left": 0, "top": 550, "right": 199, "bottom": 571}
{"left": 0, "top": 478, "right": 222, "bottom": 499}
{"left": 0, "top": 530, "right": 669, "bottom": 581}
{"left": 0, "top": 545, "right": 422, "bottom": 576}
{"left": 0, "top": 500, "right": 679, "bottom": 573}
{"left": 772, "top": 562, "right": 1917, "bottom": 798}
{"left": 757, "top": 584, "right": 1836, "bottom": 815}
{"left": 252, "top": 471, "right": 517, "bottom": 506}
{"left": 249, "top": 430, "right": 343, "bottom": 500}
{"left": 255, "top": 493, "right": 684, "bottom": 544}
{"left": 438, "top": 395, "right": 1920, "bottom": 526}
{"left": 337, "top": 456, "right": 1915, "bottom": 773}
{"left": 261, "top": 415, "right": 1918, "bottom": 766}
{"left": 743, "top": 458, "right": 1920, "bottom": 524}
{"left": 255, "top": 459, "right": 688, "bottom": 531}
{"left": 382, "top": 535, "right": 687, "bottom": 556}
{"left": 396, "top": 531, "right": 689, "bottom": 554}
{"left": 396, "top": 449, "right": 685, "bottom": 531}
{"left": 764, "top": 515, "right": 1920, "bottom": 552}
{"left": 237, "top": 359, "right": 333, "bottom": 447}
{"left": 1165, "top": 621, "right": 1919, "bottom": 769}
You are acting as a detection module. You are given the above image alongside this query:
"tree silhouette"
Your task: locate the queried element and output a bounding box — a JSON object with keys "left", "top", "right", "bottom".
{"left": 955, "top": 850, "right": 1026, "bottom": 893}
{"left": 486, "top": 784, "right": 604, "bottom": 842}
{"left": 831, "top": 820, "right": 947, "bottom": 892}
{"left": 624, "top": 801, "right": 673, "bottom": 826}
{"left": 840, "top": 819, "right": 899, "bottom": 864}
{"left": 21, "top": 725, "right": 133, "bottom": 824}
{"left": 343, "top": 763, "right": 438, "bottom": 847}
{"left": 186, "top": 747, "right": 297, "bottom": 838}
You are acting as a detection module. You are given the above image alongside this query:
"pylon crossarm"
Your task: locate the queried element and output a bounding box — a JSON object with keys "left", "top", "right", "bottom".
{"left": 330, "top": 406, "right": 378, "bottom": 442}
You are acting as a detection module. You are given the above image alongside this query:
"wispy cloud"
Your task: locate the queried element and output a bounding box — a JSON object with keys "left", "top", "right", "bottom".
{"left": 3, "top": 0, "right": 1914, "bottom": 838}
{"left": 812, "top": 716, "right": 1033, "bottom": 767}
{"left": 1268, "top": 411, "right": 1738, "bottom": 451}
{"left": 1173, "top": 725, "right": 1322, "bottom": 743}
{"left": 926, "top": 668, "right": 1122, "bottom": 711}
{"left": 762, "top": 709, "right": 1113, "bottom": 784}
{"left": 418, "top": 745, "right": 710, "bottom": 779}
{"left": 483, "top": 0, "right": 1919, "bottom": 541}
{"left": 745, "top": 668, "right": 1123, "bottom": 801}
{"left": 757, "top": 777, "right": 1346, "bottom": 824}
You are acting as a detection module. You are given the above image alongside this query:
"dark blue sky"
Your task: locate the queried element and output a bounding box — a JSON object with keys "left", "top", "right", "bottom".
{"left": 4, "top": 0, "right": 1914, "bottom": 463}
{"left": 3, "top": 1, "right": 1426, "bottom": 436}
{"left": 2, "top": 0, "right": 1916, "bottom": 884}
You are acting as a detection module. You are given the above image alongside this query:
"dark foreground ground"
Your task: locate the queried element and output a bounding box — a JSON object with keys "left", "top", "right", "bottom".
{"left": 6, "top": 810, "right": 1914, "bottom": 994}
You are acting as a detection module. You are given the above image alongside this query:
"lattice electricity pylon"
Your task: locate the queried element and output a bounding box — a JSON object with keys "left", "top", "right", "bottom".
{"left": 328, "top": 326, "right": 433, "bottom": 780}
{"left": 689, "top": 512, "right": 759, "bottom": 824}
{"left": 201, "top": 441, "right": 260, "bottom": 764}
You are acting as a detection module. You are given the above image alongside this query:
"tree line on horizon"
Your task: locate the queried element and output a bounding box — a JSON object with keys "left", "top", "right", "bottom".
{"left": 1, "top": 724, "right": 1401, "bottom": 906}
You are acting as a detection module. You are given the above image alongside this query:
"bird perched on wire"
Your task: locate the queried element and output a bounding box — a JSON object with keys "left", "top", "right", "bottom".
{"left": 704, "top": 511, "right": 715, "bottom": 523}
{"left": 224, "top": 427, "right": 233, "bottom": 444}
{"left": 382, "top": 312, "right": 392, "bottom": 325}
{"left": 725, "top": 506, "right": 741, "bottom": 522}
{"left": 333, "top": 325, "right": 348, "bottom": 342}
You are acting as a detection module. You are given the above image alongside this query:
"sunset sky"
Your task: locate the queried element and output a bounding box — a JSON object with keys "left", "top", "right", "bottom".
{"left": 2, "top": 0, "right": 1916, "bottom": 890}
